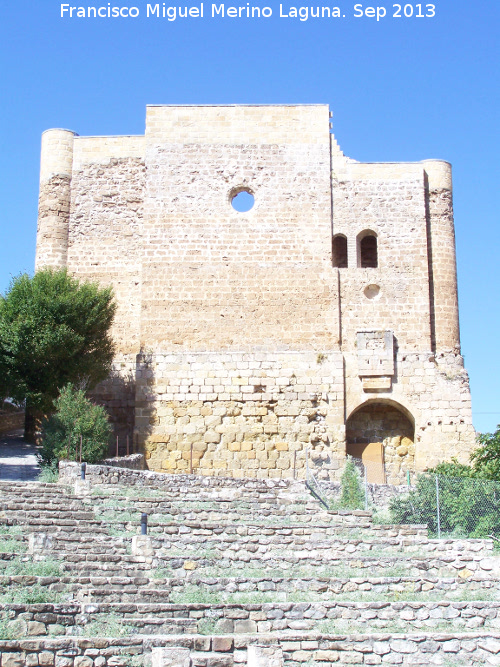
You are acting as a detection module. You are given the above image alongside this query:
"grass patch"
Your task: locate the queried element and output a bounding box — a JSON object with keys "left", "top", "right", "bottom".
{"left": 0, "top": 584, "right": 64, "bottom": 604}
{"left": 197, "top": 617, "right": 221, "bottom": 635}
{"left": 37, "top": 461, "right": 59, "bottom": 483}
{"left": 0, "top": 538, "right": 27, "bottom": 554}
{"left": 2, "top": 557, "right": 63, "bottom": 577}
{"left": 79, "top": 613, "right": 136, "bottom": 637}
{"left": 0, "top": 525, "right": 23, "bottom": 535}
{"left": 169, "top": 585, "right": 223, "bottom": 604}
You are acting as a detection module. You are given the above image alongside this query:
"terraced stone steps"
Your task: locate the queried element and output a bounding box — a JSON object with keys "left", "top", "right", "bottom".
{"left": 3, "top": 549, "right": 496, "bottom": 581}
{"left": 2, "top": 471, "right": 500, "bottom": 666}
{"left": 6, "top": 599, "right": 500, "bottom": 637}
{"left": 92, "top": 519, "right": 427, "bottom": 541}
{"left": 2, "top": 572, "right": 500, "bottom": 605}
{"left": 91, "top": 495, "right": 354, "bottom": 521}
{"left": 4, "top": 631, "right": 500, "bottom": 666}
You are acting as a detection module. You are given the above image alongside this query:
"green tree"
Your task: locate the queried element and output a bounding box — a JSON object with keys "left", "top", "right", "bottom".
{"left": 0, "top": 269, "right": 116, "bottom": 441}
{"left": 339, "top": 457, "right": 365, "bottom": 510}
{"left": 39, "top": 383, "right": 112, "bottom": 464}
{"left": 471, "top": 426, "right": 500, "bottom": 480}
{"left": 389, "top": 471, "right": 500, "bottom": 538}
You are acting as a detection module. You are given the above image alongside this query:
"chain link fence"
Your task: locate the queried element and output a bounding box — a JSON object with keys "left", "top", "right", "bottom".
{"left": 306, "top": 453, "right": 500, "bottom": 540}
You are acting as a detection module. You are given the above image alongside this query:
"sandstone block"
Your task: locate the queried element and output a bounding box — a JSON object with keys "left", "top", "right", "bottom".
{"left": 1, "top": 655, "right": 25, "bottom": 667}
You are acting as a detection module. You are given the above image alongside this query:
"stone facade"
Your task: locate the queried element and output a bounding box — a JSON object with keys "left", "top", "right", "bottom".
{"left": 35, "top": 105, "right": 475, "bottom": 481}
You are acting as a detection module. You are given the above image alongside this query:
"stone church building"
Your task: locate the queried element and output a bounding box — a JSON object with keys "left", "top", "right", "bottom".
{"left": 35, "top": 104, "right": 475, "bottom": 482}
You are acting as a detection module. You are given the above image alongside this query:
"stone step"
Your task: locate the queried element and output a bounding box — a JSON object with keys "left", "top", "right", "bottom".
{"left": 95, "top": 508, "right": 372, "bottom": 526}
{"left": 4, "top": 631, "right": 500, "bottom": 667}
{"left": 145, "top": 631, "right": 500, "bottom": 666}
{"left": 6, "top": 599, "right": 500, "bottom": 637}
{"left": 1, "top": 508, "right": 95, "bottom": 520}
{"left": 1, "top": 499, "right": 89, "bottom": 508}
{"left": 3, "top": 518, "right": 109, "bottom": 532}
{"left": 2, "top": 573, "right": 499, "bottom": 602}
{"left": 14, "top": 550, "right": 496, "bottom": 580}
{"left": 0, "top": 484, "right": 74, "bottom": 497}
{"left": 143, "top": 536, "right": 493, "bottom": 562}
{"left": 96, "top": 519, "right": 426, "bottom": 540}
{"left": 91, "top": 495, "right": 345, "bottom": 512}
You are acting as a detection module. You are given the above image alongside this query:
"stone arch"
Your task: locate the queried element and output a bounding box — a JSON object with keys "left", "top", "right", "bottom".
{"left": 346, "top": 399, "right": 415, "bottom": 484}
{"left": 357, "top": 230, "right": 378, "bottom": 268}
{"left": 332, "top": 234, "right": 348, "bottom": 268}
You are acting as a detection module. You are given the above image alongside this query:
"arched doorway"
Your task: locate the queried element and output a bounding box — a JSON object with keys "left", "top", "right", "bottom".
{"left": 346, "top": 401, "right": 415, "bottom": 484}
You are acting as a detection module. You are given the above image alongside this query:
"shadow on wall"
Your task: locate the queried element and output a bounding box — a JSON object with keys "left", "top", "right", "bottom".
{"left": 90, "top": 366, "right": 149, "bottom": 458}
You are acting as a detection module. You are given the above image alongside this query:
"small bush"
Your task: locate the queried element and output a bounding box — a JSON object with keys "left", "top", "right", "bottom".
{"left": 390, "top": 472, "right": 500, "bottom": 538}
{"left": 338, "top": 457, "right": 365, "bottom": 510}
{"left": 38, "top": 460, "right": 59, "bottom": 483}
{"left": 39, "top": 383, "right": 112, "bottom": 464}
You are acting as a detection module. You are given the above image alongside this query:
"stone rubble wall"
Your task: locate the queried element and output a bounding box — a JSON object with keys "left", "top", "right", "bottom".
{"left": 3, "top": 632, "right": 500, "bottom": 666}
{"left": 0, "top": 412, "right": 24, "bottom": 435}
{"left": 2, "top": 573, "right": 497, "bottom": 602}
{"left": 5, "top": 600, "right": 500, "bottom": 637}
{"left": 98, "top": 454, "right": 145, "bottom": 471}
{"left": 57, "top": 461, "right": 301, "bottom": 496}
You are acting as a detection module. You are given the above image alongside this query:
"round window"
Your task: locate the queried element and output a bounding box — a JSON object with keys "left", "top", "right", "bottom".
{"left": 231, "top": 189, "right": 254, "bottom": 212}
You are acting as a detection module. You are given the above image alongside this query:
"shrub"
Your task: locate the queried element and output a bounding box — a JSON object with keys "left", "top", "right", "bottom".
{"left": 39, "top": 383, "right": 112, "bottom": 464}
{"left": 338, "top": 457, "right": 365, "bottom": 510}
{"left": 38, "top": 460, "right": 59, "bottom": 483}
{"left": 389, "top": 471, "right": 500, "bottom": 538}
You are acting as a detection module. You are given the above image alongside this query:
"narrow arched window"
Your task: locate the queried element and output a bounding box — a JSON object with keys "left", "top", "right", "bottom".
{"left": 358, "top": 232, "right": 378, "bottom": 268}
{"left": 332, "top": 235, "right": 348, "bottom": 268}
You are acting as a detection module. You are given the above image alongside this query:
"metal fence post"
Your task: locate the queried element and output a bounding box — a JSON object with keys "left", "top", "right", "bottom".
{"left": 364, "top": 464, "right": 368, "bottom": 511}
{"left": 435, "top": 474, "right": 441, "bottom": 539}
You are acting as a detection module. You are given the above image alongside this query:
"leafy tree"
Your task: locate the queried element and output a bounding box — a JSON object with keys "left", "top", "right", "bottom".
{"left": 390, "top": 470, "right": 500, "bottom": 538}
{"left": 471, "top": 426, "right": 500, "bottom": 480}
{"left": 339, "top": 457, "right": 365, "bottom": 510}
{"left": 0, "top": 269, "right": 115, "bottom": 441}
{"left": 39, "top": 383, "right": 112, "bottom": 464}
{"left": 429, "top": 459, "right": 477, "bottom": 478}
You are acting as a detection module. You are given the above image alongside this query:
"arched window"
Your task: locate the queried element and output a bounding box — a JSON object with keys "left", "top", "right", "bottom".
{"left": 358, "top": 231, "right": 378, "bottom": 268}
{"left": 332, "top": 234, "right": 348, "bottom": 268}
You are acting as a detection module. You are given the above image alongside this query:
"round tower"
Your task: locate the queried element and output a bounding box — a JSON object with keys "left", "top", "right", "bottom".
{"left": 35, "top": 129, "right": 76, "bottom": 271}
{"left": 423, "top": 159, "right": 460, "bottom": 353}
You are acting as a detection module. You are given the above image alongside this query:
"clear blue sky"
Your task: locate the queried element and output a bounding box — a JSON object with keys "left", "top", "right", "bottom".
{"left": 0, "top": 0, "right": 498, "bottom": 432}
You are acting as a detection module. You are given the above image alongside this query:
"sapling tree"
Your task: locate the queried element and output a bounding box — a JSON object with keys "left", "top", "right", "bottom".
{"left": 40, "top": 383, "right": 112, "bottom": 464}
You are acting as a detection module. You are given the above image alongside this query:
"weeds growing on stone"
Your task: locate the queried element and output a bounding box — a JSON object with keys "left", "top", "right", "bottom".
{"left": 0, "top": 583, "right": 64, "bottom": 604}
{"left": 37, "top": 461, "right": 59, "bottom": 483}
{"left": 2, "top": 557, "right": 63, "bottom": 577}
{"left": 197, "top": 617, "right": 221, "bottom": 635}
{"left": 0, "top": 537, "right": 27, "bottom": 553}
{"left": 0, "top": 525, "right": 23, "bottom": 535}
{"left": 79, "top": 613, "right": 136, "bottom": 637}
{"left": 0, "top": 615, "right": 21, "bottom": 641}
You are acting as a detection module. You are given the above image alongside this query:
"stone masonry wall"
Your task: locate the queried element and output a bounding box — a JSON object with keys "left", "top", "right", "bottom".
{"left": 67, "top": 150, "right": 145, "bottom": 354}
{"left": 332, "top": 168, "right": 432, "bottom": 352}
{"left": 135, "top": 351, "right": 345, "bottom": 477}
{"left": 34, "top": 105, "right": 476, "bottom": 481}
{"left": 4, "top": 632, "right": 500, "bottom": 666}
{"left": 141, "top": 106, "right": 337, "bottom": 352}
